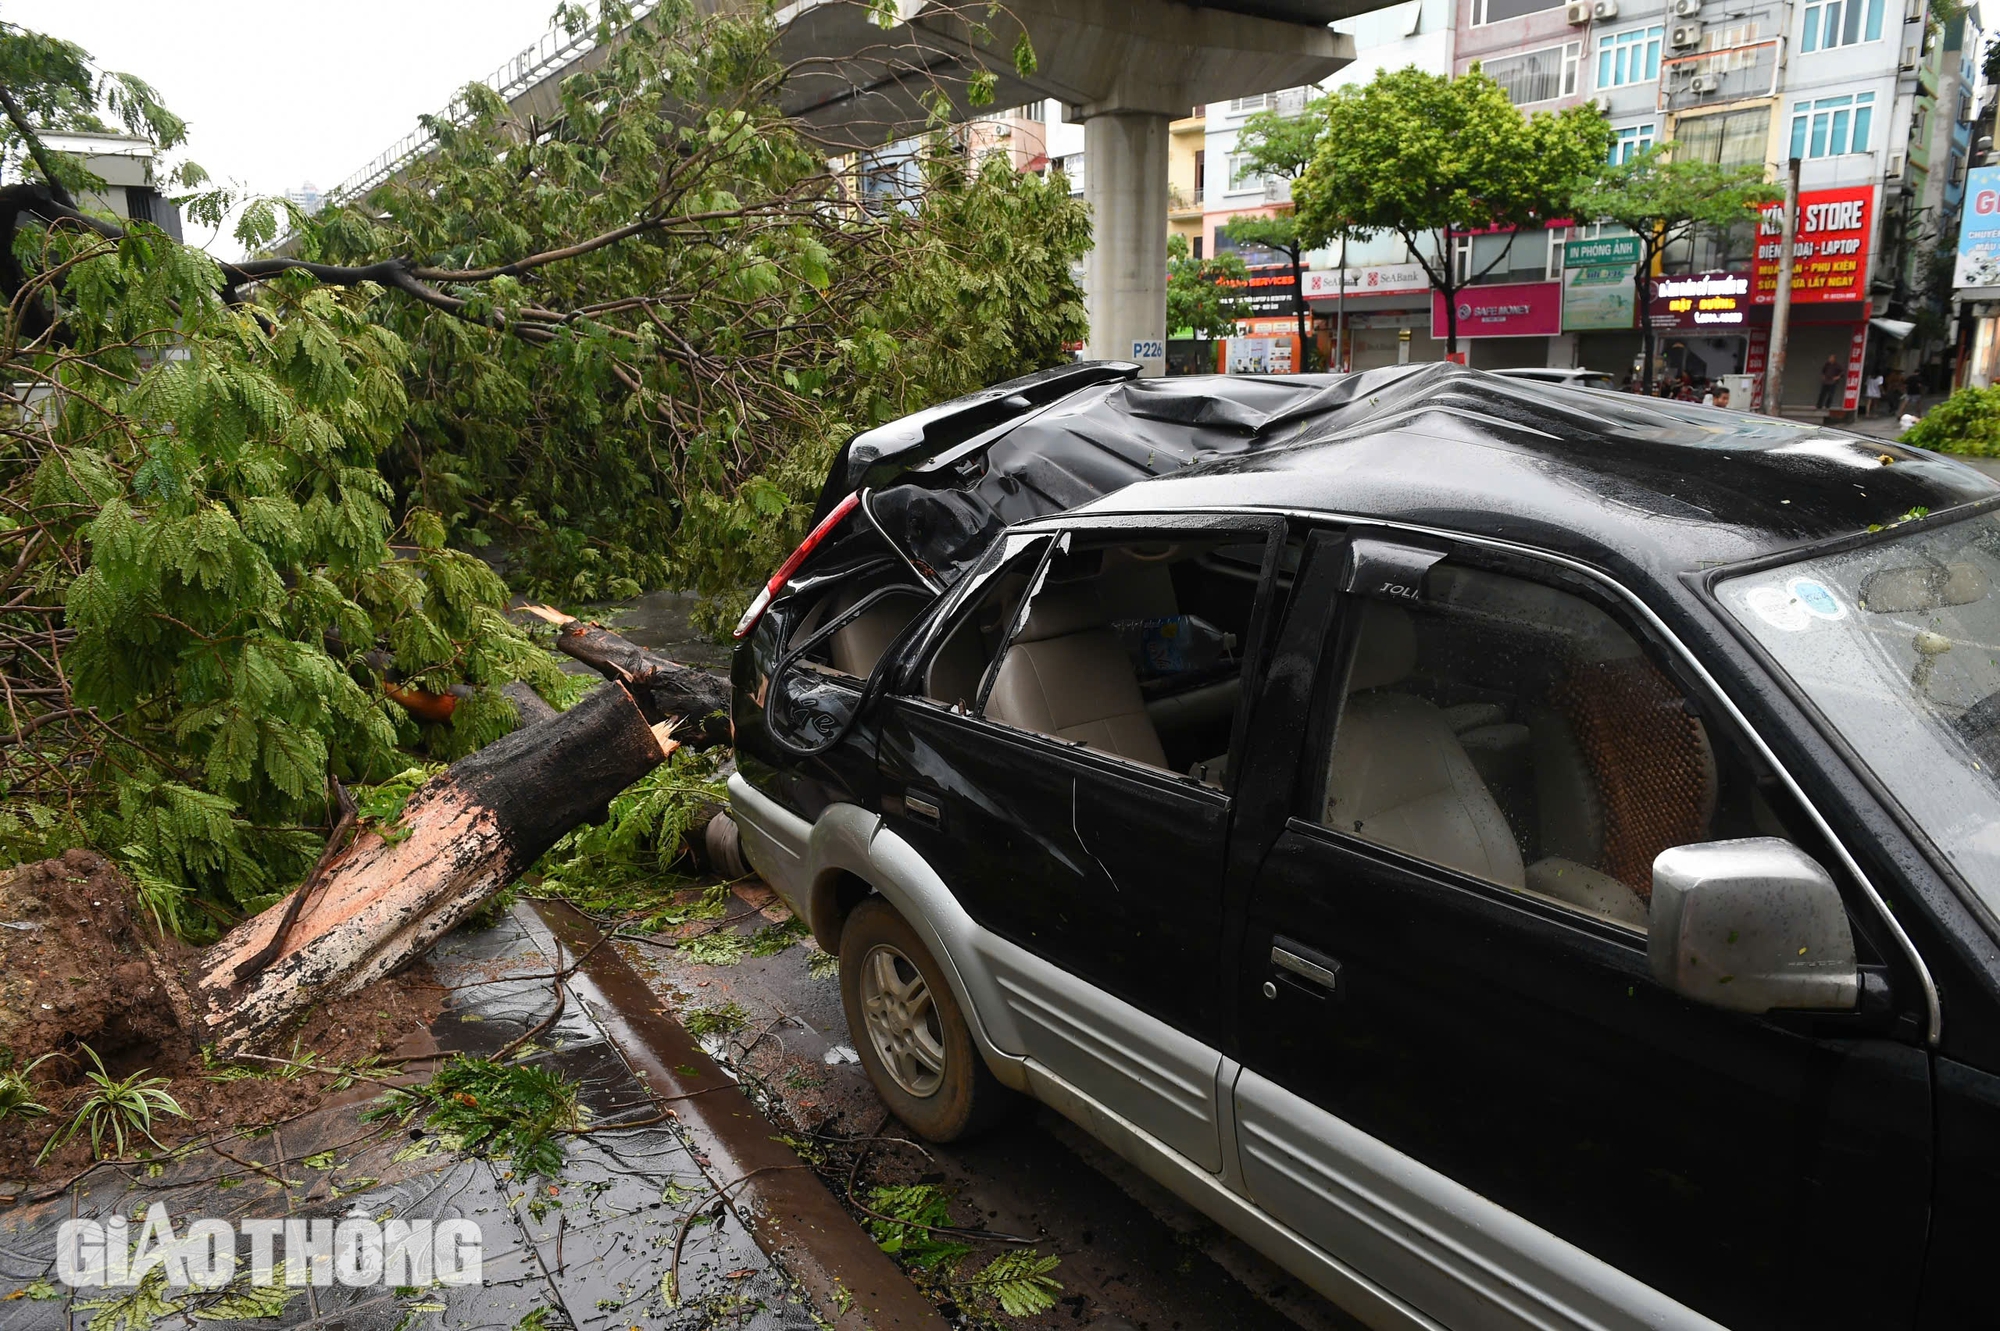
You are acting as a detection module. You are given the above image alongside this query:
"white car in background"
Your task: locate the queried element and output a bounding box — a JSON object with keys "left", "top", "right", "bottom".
{"left": 1488, "top": 367, "right": 1618, "bottom": 390}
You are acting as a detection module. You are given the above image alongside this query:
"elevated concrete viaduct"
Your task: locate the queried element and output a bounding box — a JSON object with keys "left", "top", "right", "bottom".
{"left": 335, "top": 1, "right": 1353, "bottom": 376}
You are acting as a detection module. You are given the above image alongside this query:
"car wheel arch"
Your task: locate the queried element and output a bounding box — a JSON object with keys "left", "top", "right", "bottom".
{"left": 803, "top": 802, "right": 1030, "bottom": 1086}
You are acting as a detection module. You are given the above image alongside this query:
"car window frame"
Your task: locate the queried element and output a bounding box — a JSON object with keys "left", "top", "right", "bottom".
{"left": 1294, "top": 537, "right": 1664, "bottom": 943}
{"left": 890, "top": 512, "right": 1290, "bottom": 794}
{"left": 1271, "top": 518, "right": 1939, "bottom": 1039}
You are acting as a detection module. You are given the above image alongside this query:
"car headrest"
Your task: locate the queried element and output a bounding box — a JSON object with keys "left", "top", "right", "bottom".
{"left": 1016, "top": 582, "right": 1106, "bottom": 643}
{"left": 1349, "top": 600, "right": 1417, "bottom": 691}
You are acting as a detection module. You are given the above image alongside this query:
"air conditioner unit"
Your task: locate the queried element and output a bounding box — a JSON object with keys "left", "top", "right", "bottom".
{"left": 1889, "top": 151, "right": 1907, "bottom": 177}
{"left": 1592, "top": 0, "right": 1619, "bottom": 17}
{"left": 1689, "top": 73, "right": 1721, "bottom": 92}
{"left": 1594, "top": 93, "right": 1614, "bottom": 112}
{"left": 1564, "top": 1, "right": 1592, "bottom": 23}
{"left": 1901, "top": 42, "right": 1919, "bottom": 68}
{"left": 1672, "top": 0, "right": 1702, "bottom": 15}
{"left": 1671, "top": 22, "right": 1704, "bottom": 46}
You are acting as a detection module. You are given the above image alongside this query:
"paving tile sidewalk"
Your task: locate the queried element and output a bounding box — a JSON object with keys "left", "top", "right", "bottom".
{"left": 0, "top": 904, "right": 895, "bottom": 1330}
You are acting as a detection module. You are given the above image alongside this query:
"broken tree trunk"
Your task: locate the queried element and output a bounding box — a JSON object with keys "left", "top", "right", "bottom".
{"left": 522, "top": 605, "right": 733, "bottom": 747}
{"left": 195, "top": 680, "right": 672, "bottom": 1056}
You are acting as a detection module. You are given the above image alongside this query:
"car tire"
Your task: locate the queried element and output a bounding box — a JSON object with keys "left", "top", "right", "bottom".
{"left": 838, "top": 895, "right": 1012, "bottom": 1142}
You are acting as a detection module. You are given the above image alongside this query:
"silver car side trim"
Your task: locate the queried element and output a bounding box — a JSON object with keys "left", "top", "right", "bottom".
{"left": 978, "top": 932, "right": 1224, "bottom": 1172}
{"left": 1234, "top": 1070, "right": 1726, "bottom": 1331}
{"left": 1073, "top": 504, "right": 1942, "bottom": 1047}
{"left": 1023, "top": 1058, "right": 1445, "bottom": 1331}
{"left": 727, "top": 771, "right": 811, "bottom": 918}
{"left": 806, "top": 802, "right": 1033, "bottom": 1091}
{"left": 1213, "top": 1055, "right": 1249, "bottom": 1194}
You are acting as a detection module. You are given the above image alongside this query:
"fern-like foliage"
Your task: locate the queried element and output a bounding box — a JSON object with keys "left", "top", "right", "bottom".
{"left": 365, "top": 1054, "right": 581, "bottom": 1179}
{"left": 0, "top": 218, "right": 567, "bottom": 930}
{"left": 962, "top": 1249, "right": 1064, "bottom": 1319}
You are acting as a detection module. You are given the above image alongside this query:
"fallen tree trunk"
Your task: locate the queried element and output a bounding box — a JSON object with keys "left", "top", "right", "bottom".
{"left": 522, "top": 605, "right": 733, "bottom": 747}
{"left": 195, "top": 680, "right": 672, "bottom": 1055}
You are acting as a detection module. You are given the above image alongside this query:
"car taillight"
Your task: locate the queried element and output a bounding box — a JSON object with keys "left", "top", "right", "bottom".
{"left": 732, "top": 490, "right": 863, "bottom": 639}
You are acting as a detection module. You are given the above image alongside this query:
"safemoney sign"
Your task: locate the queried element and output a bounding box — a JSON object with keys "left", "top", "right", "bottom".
{"left": 1955, "top": 165, "right": 2000, "bottom": 288}
{"left": 1752, "top": 186, "right": 1873, "bottom": 304}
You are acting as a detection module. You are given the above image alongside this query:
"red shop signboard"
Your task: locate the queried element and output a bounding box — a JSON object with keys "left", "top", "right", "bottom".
{"left": 1752, "top": 186, "right": 1874, "bottom": 305}
{"left": 1430, "top": 280, "right": 1563, "bottom": 339}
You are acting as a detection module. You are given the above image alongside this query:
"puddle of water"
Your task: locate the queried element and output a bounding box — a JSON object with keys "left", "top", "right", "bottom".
{"left": 601, "top": 590, "right": 733, "bottom": 671}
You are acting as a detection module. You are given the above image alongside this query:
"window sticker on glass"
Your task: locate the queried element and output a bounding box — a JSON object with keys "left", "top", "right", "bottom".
{"left": 1743, "top": 583, "right": 1813, "bottom": 631}
{"left": 1788, "top": 577, "right": 1846, "bottom": 620}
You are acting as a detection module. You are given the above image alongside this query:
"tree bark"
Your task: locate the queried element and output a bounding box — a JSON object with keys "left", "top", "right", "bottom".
{"left": 194, "top": 681, "right": 672, "bottom": 1055}
{"left": 522, "top": 605, "right": 733, "bottom": 747}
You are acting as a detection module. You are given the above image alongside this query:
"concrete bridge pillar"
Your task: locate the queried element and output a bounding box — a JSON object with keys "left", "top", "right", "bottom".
{"left": 1083, "top": 111, "right": 1172, "bottom": 377}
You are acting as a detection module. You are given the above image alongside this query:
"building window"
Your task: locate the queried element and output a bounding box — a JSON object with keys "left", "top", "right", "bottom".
{"left": 1597, "top": 27, "right": 1664, "bottom": 89}
{"left": 1800, "top": 0, "right": 1886, "bottom": 51}
{"left": 1226, "top": 152, "right": 1265, "bottom": 194}
{"left": 1227, "top": 88, "right": 1308, "bottom": 115}
{"left": 1610, "top": 123, "right": 1658, "bottom": 162}
{"left": 1677, "top": 105, "right": 1771, "bottom": 165}
{"left": 1458, "top": 228, "right": 1555, "bottom": 285}
{"left": 1472, "top": 0, "right": 1566, "bottom": 24}
{"left": 1787, "top": 92, "right": 1875, "bottom": 159}
{"left": 1194, "top": 149, "right": 1205, "bottom": 203}
{"left": 1482, "top": 43, "right": 1582, "bottom": 105}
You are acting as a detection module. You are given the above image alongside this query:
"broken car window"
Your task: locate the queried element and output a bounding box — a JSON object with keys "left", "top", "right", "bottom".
{"left": 976, "top": 535, "right": 1272, "bottom": 780}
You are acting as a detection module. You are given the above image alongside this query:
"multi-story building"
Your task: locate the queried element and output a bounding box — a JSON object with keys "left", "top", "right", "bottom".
{"left": 1200, "top": 0, "right": 1457, "bottom": 371}
{"left": 36, "top": 131, "right": 184, "bottom": 239}
{"left": 1168, "top": 109, "right": 1208, "bottom": 257}
{"left": 1176, "top": 0, "right": 1982, "bottom": 407}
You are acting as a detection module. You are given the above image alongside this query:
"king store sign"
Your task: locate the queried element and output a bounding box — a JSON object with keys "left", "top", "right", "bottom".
{"left": 1752, "top": 186, "right": 1874, "bottom": 304}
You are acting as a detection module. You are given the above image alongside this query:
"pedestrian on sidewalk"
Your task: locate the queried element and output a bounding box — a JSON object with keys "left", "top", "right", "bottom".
{"left": 1816, "top": 354, "right": 1843, "bottom": 411}
{"left": 1886, "top": 368, "right": 1907, "bottom": 417}
{"left": 1864, "top": 372, "right": 1883, "bottom": 416}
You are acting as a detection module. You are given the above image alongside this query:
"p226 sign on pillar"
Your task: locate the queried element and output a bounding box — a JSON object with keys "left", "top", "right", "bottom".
{"left": 1753, "top": 186, "right": 1874, "bottom": 304}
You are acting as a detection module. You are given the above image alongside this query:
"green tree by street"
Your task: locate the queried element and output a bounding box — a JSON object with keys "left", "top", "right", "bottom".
{"left": 1293, "top": 67, "right": 1612, "bottom": 356}
{"left": 1571, "top": 146, "right": 1777, "bottom": 393}
{"left": 1220, "top": 104, "right": 1323, "bottom": 368}
{"left": 1167, "top": 233, "right": 1252, "bottom": 342}
{"left": 0, "top": 5, "right": 1088, "bottom": 931}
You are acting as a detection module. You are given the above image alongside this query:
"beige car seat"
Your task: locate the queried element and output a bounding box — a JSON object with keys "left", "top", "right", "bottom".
{"left": 1326, "top": 601, "right": 1649, "bottom": 928}
{"left": 985, "top": 581, "right": 1168, "bottom": 768}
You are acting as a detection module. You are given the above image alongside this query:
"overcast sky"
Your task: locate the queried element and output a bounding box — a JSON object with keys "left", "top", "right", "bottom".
{"left": 6, "top": 0, "right": 567, "bottom": 256}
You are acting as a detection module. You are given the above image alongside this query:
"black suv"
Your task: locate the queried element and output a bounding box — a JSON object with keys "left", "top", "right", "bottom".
{"left": 727, "top": 361, "right": 2000, "bottom": 1331}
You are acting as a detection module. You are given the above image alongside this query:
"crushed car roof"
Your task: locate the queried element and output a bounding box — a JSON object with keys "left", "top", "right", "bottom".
{"left": 839, "top": 361, "right": 1998, "bottom": 586}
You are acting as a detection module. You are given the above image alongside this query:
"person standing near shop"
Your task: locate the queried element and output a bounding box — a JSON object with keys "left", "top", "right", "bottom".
{"left": 1816, "top": 354, "right": 1843, "bottom": 411}
{"left": 1864, "top": 371, "right": 1883, "bottom": 417}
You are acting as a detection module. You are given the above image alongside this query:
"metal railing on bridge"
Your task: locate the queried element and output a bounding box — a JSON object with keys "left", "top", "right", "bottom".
{"left": 330, "top": 0, "right": 660, "bottom": 202}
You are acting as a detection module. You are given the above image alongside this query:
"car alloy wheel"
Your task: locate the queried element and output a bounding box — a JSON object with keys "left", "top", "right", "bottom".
{"left": 859, "top": 942, "right": 947, "bottom": 1098}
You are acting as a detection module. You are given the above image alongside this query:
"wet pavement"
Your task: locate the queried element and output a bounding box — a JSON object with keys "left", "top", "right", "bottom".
{"left": 0, "top": 905, "right": 872, "bottom": 1330}
{"left": 617, "top": 885, "right": 1360, "bottom": 1331}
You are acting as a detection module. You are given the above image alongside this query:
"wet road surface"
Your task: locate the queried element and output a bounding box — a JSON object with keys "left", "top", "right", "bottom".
{"left": 617, "top": 883, "right": 1361, "bottom": 1331}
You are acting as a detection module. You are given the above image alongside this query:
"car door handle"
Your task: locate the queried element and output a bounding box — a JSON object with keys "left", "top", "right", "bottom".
{"left": 902, "top": 788, "right": 943, "bottom": 827}
{"left": 1271, "top": 937, "right": 1341, "bottom": 995}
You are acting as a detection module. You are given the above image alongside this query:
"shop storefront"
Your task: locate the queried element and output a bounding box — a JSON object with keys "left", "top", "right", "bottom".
{"left": 1430, "top": 280, "right": 1563, "bottom": 368}
{"left": 1563, "top": 235, "right": 1643, "bottom": 381}
{"left": 1303, "top": 265, "right": 1444, "bottom": 369}
{"left": 1752, "top": 185, "right": 1874, "bottom": 412}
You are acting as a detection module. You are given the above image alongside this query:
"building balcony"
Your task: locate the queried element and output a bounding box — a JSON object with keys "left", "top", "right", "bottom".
{"left": 1168, "top": 184, "right": 1204, "bottom": 218}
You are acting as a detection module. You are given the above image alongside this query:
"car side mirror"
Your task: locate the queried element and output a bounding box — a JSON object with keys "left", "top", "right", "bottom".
{"left": 1649, "top": 838, "right": 1859, "bottom": 1014}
